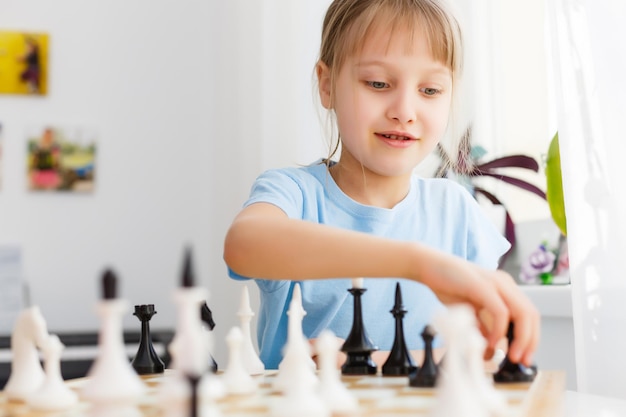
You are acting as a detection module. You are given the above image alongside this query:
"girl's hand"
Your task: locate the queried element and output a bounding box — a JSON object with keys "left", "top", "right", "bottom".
{"left": 414, "top": 245, "right": 540, "bottom": 367}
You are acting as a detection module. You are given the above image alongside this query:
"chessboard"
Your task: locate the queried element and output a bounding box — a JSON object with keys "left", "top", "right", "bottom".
{"left": 0, "top": 368, "right": 565, "bottom": 417}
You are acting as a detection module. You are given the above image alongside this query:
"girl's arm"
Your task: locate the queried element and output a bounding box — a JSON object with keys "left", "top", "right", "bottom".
{"left": 223, "top": 202, "right": 539, "bottom": 366}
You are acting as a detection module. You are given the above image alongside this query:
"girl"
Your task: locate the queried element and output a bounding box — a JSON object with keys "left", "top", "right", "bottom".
{"left": 224, "top": 0, "right": 539, "bottom": 370}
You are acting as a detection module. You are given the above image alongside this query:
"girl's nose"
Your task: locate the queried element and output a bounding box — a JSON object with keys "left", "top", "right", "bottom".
{"left": 386, "top": 90, "right": 416, "bottom": 124}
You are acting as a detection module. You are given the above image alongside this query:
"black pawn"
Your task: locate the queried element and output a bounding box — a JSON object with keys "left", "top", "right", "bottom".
{"left": 341, "top": 286, "right": 378, "bottom": 375}
{"left": 131, "top": 304, "right": 165, "bottom": 375}
{"left": 493, "top": 322, "right": 537, "bottom": 383}
{"left": 382, "top": 283, "right": 417, "bottom": 376}
{"left": 409, "top": 325, "right": 439, "bottom": 387}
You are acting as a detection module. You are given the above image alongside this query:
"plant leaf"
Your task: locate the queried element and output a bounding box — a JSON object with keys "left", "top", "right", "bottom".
{"left": 475, "top": 155, "right": 540, "bottom": 172}
{"left": 546, "top": 133, "right": 567, "bottom": 235}
{"left": 472, "top": 172, "right": 547, "bottom": 200}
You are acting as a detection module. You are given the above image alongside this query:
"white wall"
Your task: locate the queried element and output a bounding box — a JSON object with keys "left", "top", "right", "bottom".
{"left": 0, "top": 0, "right": 216, "bottom": 342}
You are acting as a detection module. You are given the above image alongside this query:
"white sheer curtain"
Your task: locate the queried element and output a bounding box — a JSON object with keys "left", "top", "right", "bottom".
{"left": 447, "top": 0, "right": 552, "bottom": 224}
{"left": 547, "top": 0, "right": 626, "bottom": 398}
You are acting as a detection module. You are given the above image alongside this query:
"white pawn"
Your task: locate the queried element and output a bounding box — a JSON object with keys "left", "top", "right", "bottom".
{"left": 28, "top": 334, "right": 79, "bottom": 411}
{"left": 280, "top": 283, "right": 316, "bottom": 370}
{"left": 4, "top": 306, "right": 49, "bottom": 401}
{"left": 221, "top": 326, "right": 257, "bottom": 395}
{"left": 272, "top": 324, "right": 329, "bottom": 417}
{"left": 430, "top": 306, "right": 505, "bottom": 417}
{"left": 272, "top": 284, "right": 317, "bottom": 393}
{"left": 237, "top": 285, "right": 265, "bottom": 375}
{"left": 466, "top": 322, "right": 508, "bottom": 416}
{"left": 81, "top": 271, "right": 145, "bottom": 404}
{"left": 316, "top": 330, "right": 359, "bottom": 413}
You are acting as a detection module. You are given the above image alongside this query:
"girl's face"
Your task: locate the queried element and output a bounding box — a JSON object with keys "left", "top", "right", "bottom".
{"left": 319, "top": 24, "right": 453, "bottom": 179}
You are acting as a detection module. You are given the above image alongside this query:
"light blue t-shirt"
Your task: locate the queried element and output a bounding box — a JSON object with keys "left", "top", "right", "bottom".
{"left": 229, "top": 160, "right": 510, "bottom": 369}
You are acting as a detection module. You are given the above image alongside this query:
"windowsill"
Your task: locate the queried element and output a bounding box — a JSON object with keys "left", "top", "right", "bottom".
{"left": 520, "top": 283, "right": 573, "bottom": 318}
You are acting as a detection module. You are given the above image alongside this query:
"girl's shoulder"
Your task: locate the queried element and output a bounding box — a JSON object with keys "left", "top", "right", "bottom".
{"left": 257, "top": 160, "right": 328, "bottom": 187}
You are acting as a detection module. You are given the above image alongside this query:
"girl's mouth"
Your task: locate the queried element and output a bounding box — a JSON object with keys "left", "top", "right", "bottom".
{"left": 381, "top": 134, "right": 412, "bottom": 141}
{"left": 376, "top": 133, "right": 417, "bottom": 148}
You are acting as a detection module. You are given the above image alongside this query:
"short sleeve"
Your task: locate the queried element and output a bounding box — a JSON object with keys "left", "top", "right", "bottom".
{"left": 462, "top": 189, "right": 511, "bottom": 269}
{"left": 242, "top": 169, "right": 305, "bottom": 219}
{"left": 227, "top": 168, "right": 306, "bottom": 289}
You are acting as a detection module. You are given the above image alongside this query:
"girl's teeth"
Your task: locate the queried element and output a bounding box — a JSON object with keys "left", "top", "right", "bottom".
{"left": 383, "top": 134, "right": 408, "bottom": 140}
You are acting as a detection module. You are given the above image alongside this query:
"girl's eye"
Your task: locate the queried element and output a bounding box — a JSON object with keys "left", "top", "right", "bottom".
{"left": 420, "top": 87, "right": 441, "bottom": 96}
{"left": 367, "top": 81, "right": 388, "bottom": 89}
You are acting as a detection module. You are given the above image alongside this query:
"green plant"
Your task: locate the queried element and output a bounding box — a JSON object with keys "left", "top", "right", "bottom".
{"left": 436, "top": 127, "right": 547, "bottom": 265}
{"left": 545, "top": 132, "right": 567, "bottom": 236}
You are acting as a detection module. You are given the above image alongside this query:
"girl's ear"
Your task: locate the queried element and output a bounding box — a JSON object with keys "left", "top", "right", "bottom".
{"left": 316, "top": 61, "right": 332, "bottom": 109}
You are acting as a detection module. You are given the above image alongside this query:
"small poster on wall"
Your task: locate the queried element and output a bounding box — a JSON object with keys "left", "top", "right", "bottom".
{"left": 0, "top": 30, "right": 49, "bottom": 95}
{"left": 26, "top": 125, "right": 96, "bottom": 192}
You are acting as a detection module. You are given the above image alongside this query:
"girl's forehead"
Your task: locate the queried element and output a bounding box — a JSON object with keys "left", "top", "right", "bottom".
{"left": 343, "top": 13, "right": 449, "bottom": 69}
{"left": 359, "top": 24, "right": 430, "bottom": 57}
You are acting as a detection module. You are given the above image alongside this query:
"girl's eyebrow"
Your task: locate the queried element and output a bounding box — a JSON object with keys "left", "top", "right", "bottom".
{"left": 355, "top": 59, "right": 451, "bottom": 76}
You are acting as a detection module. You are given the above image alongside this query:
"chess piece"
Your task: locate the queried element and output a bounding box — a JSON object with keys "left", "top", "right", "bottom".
{"left": 158, "top": 247, "right": 223, "bottom": 417}
{"left": 168, "top": 247, "right": 212, "bottom": 377}
{"left": 382, "top": 282, "right": 417, "bottom": 376}
{"left": 493, "top": 323, "right": 537, "bottom": 383}
{"left": 434, "top": 306, "right": 509, "bottom": 417}
{"left": 341, "top": 279, "right": 378, "bottom": 375}
{"left": 28, "top": 334, "right": 79, "bottom": 411}
{"left": 221, "top": 326, "right": 257, "bottom": 395}
{"left": 430, "top": 306, "right": 501, "bottom": 417}
{"left": 237, "top": 285, "right": 265, "bottom": 375}
{"left": 200, "top": 301, "right": 219, "bottom": 372}
{"left": 200, "top": 301, "right": 215, "bottom": 330}
{"left": 272, "top": 321, "right": 329, "bottom": 417}
{"left": 4, "top": 305, "right": 48, "bottom": 401}
{"left": 272, "top": 283, "right": 330, "bottom": 417}
{"left": 466, "top": 324, "right": 508, "bottom": 415}
{"left": 316, "top": 330, "right": 359, "bottom": 413}
{"left": 131, "top": 304, "right": 165, "bottom": 375}
{"left": 81, "top": 269, "right": 146, "bottom": 403}
{"left": 409, "top": 325, "right": 438, "bottom": 387}
{"left": 273, "top": 283, "right": 318, "bottom": 393}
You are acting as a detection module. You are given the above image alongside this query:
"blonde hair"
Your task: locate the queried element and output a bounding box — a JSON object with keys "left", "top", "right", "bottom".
{"left": 317, "top": 0, "right": 466, "bottom": 171}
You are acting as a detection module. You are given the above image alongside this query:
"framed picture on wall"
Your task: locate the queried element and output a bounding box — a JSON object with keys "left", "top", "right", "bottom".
{"left": 0, "top": 30, "right": 49, "bottom": 96}
{"left": 26, "top": 125, "right": 96, "bottom": 192}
